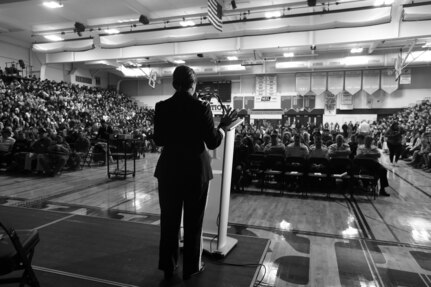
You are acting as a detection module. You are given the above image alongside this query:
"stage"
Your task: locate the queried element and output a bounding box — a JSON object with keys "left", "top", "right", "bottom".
{"left": 0, "top": 205, "right": 270, "bottom": 287}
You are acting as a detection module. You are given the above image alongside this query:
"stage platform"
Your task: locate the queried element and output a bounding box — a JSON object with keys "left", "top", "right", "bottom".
{"left": 0, "top": 205, "right": 270, "bottom": 287}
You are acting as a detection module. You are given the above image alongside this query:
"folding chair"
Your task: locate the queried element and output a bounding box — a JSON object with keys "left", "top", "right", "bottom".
{"left": 307, "top": 157, "right": 330, "bottom": 197}
{"left": 244, "top": 153, "right": 266, "bottom": 192}
{"left": 352, "top": 158, "right": 379, "bottom": 200}
{"left": 329, "top": 158, "right": 353, "bottom": 196}
{"left": 263, "top": 154, "right": 285, "bottom": 194}
{"left": 284, "top": 157, "right": 307, "bottom": 196}
{"left": 0, "top": 221, "right": 40, "bottom": 286}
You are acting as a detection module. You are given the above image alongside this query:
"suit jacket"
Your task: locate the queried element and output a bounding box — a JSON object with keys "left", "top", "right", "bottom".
{"left": 154, "top": 91, "right": 223, "bottom": 183}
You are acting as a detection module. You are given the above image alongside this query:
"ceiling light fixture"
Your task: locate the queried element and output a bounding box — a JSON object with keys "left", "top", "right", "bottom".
{"left": 283, "top": 52, "right": 294, "bottom": 57}
{"left": 173, "top": 60, "right": 186, "bottom": 64}
{"left": 104, "top": 28, "right": 120, "bottom": 34}
{"left": 44, "top": 34, "right": 64, "bottom": 41}
{"left": 227, "top": 56, "right": 238, "bottom": 61}
{"left": 265, "top": 11, "right": 282, "bottom": 18}
{"left": 43, "top": 1, "right": 63, "bottom": 8}
{"left": 180, "top": 18, "right": 195, "bottom": 27}
{"left": 350, "top": 47, "right": 364, "bottom": 54}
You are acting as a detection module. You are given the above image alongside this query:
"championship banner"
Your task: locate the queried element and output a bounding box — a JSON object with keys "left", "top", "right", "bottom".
{"left": 303, "top": 91, "right": 316, "bottom": 112}
{"left": 255, "top": 76, "right": 266, "bottom": 96}
{"left": 296, "top": 73, "right": 311, "bottom": 95}
{"left": 281, "top": 96, "right": 292, "bottom": 111}
{"left": 324, "top": 91, "right": 337, "bottom": 115}
{"left": 233, "top": 97, "right": 243, "bottom": 110}
{"left": 339, "top": 91, "right": 353, "bottom": 110}
{"left": 344, "top": 71, "right": 362, "bottom": 95}
{"left": 362, "top": 70, "right": 380, "bottom": 95}
{"left": 292, "top": 94, "right": 304, "bottom": 111}
{"left": 244, "top": 96, "right": 254, "bottom": 110}
{"left": 254, "top": 75, "right": 279, "bottom": 109}
{"left": 311, "top": 72, "right": 327, "bottom": 96}
{"left": 381, "top": 69, "right": 399, "bottom": 94}
{"left": 328, "top": 71, "right": 344, "bottom": 96}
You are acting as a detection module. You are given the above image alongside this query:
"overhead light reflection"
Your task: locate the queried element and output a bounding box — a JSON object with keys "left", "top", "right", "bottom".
{"left": 280, "top": 220, "right": 292, "bottom": 231}
{"left": 43, "top": 1, "right": 63, "bottom": 8}
{"left": 265, "top": 11, "right": 282, "bottom": 18}
{"left": 44, "top": 34, "right": 64, "bottom": 41}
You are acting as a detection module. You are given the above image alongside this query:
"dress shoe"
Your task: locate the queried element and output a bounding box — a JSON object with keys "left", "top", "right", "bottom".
{"left": 183, "top": 262, "right": 205, "bottom": 280}
{"left": 380, "top": 190, "right": 390, "bottom": 197}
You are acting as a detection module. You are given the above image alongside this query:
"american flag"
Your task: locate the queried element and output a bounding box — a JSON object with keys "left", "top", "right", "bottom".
{"left": 208, "top": 0, "right": 223, "bottom": 32}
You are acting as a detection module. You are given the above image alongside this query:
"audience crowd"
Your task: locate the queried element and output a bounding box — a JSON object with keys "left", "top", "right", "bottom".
{"left": 0, "top": 76, "right": 155, "bottom": 175}
{"left": 231, "top": 99, "right": 431, "bottom": 196}
{"left": 1, "top": 73, "right": 430, "bottom": 194}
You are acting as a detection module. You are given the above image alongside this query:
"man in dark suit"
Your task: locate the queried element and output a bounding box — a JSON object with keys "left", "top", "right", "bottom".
{"left": 154, "top": 65, "right": 236, "bottom": 280}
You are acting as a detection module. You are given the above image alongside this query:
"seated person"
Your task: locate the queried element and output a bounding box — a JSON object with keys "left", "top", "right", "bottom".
{"left": 328, "top": 134, "right": 351, "bottom": 159}
{"left": 27, "top": 128, "right": 52, "bottom": 172}
{"left": 0, "top": 127, "right": 16, "bottom": 168}
{"left": 8, "top": 130, "right": 31, "bottom": 172}
{"left": 285, "top": 134, "right": 309, "bottom": 159}
{"left": 309, "top": 133, "right": 328, "bottom": 159}
{"left": 356, "top": 136, "right": 390, "bottom": 196}
{"left": 409, "top": 135, "right": 430, "bottom": 169}
{"left": 322, "top": 129, "right": 333, "bottom": 146}
{"left": 264, "top": 131, "right": 285, "bottom": 155}
{"left": 403, "top": 131, "right": 421, "bottom": 160}
{"left": 40, "top": 135, "right": 71, "bottom": 176}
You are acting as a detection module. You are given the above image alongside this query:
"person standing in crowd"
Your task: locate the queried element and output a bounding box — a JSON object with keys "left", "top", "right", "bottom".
{"left": 356, "top": 136, "right": 390, "bottom": 196}
{"left": 385, "top": 121, "right": 404, "bottom": 166}
{"left": 358, "top": 119, "right": 371, "bottom": 136}
{"left": 154, "top": 65, "right": 237, "bottom": 281}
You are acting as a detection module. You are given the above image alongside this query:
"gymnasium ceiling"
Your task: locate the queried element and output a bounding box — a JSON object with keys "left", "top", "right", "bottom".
{"left": 1, "top": 0, "right": 431, "bottom": 76}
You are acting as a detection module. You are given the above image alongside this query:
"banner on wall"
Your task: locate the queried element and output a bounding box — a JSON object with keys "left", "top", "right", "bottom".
{"left": 244, "top": 96, "right": 254, "bottom": 110}
{"left": 254, "top": 75, "right": 280, "bottom": 109}
{"left": 344, "top": 71, "right": 362, "bottom": 95}
{"left": 324, "top": 91, "right": 337, "bottom": 115}
{"left": 292, "top": 94, "right": 304, "bottom": 111}
{"left": 362, "top": 70, "right": 380, "bottom": 95}
{"left": 233, "top": 97, "right": 243, "bottom": 110}
{"left": 328, "top": 71, "right": 344, "bottom": 95}
{"left": 296, "top": 73, "right": 311, "bottom": 95}
{"left": 311, "top": 72, "right": 327, "bottom": 96}
{"left": 281, "top": 96, "right": 292, "bottom": 111}
{"left": 304, "top": 91, "right": 316, "bottom": 112}
{"left": 339, "top": 91, "right": 353, "bottom": 110}
{"left": 381, "top": 69, "right": 399, "bottom": 94}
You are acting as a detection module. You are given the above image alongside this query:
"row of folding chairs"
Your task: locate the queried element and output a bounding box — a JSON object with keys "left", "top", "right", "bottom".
{"left": 243, "top": 153, "right": 379, "bottom": 199}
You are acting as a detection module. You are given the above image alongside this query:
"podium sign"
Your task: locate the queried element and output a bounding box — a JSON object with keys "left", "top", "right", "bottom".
{"left": 202, "top": 118, "right": 244, "bottom": 256}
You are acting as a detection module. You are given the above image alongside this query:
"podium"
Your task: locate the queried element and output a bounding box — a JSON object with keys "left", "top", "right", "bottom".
{"left": 202, "top": 118, "right": 244, "bottom": 257}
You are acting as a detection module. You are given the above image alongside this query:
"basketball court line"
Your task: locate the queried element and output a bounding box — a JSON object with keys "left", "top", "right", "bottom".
{"left": 387, "top": 168, "right": 431, "bottom": 198}
{"left": 33, "top": 266, "right": 140, "bottom": 287}
{"left": 34, "top": 214, "right": 75, "bottom": 230}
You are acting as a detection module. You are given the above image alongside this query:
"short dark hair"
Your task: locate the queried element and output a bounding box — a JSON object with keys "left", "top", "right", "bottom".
{"left": 172, "top": 65, "right": 196, "bottom": 92}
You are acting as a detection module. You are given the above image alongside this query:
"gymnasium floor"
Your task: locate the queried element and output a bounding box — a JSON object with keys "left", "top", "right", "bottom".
{"left": 0, "top": 153, "right": 430, "bottom": 287}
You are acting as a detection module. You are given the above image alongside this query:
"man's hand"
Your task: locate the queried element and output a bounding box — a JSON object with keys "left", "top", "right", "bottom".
{"left": 219, "top": 107, "right": 238, "bottom": 130}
